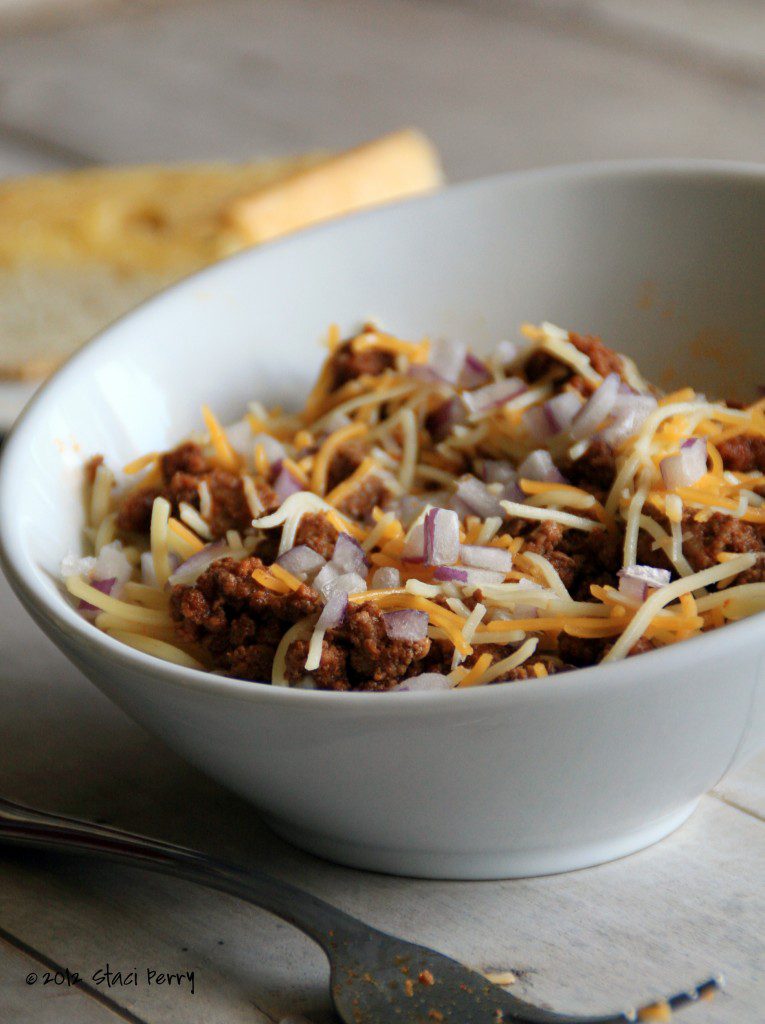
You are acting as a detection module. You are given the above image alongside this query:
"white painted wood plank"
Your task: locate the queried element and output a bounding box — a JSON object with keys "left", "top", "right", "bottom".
{"left": 0, "top": 567, "right": 763, "bottom": 1022}
{"left": 0, "top": 0, "right": 763, "bottom": 179}
{"left": 713, "top": 749, "right": 765, "bottom": 820}
{"left": 0, "top": 938, "right": 120, "bottom": 1024}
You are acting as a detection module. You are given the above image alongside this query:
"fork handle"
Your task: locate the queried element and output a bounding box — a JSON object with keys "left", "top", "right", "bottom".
{"left": 0, "top": 797, "right": 366, "bottom": 952}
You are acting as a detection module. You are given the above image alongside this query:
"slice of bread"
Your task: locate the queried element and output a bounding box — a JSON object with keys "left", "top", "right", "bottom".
{"left": 0, "top": 129, "right": 442, "bottom": 381}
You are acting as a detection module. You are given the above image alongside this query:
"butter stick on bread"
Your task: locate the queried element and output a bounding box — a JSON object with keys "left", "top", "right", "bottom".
{"left": 0, "top": 129, "right": 442, "bottom": 384}
{"left": 226, "top": 129, "right": 443, "bottom": 244}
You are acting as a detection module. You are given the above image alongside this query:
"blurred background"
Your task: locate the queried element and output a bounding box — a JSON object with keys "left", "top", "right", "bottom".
{"left": 0, "top": 0, "right": 764, "bottom": 179}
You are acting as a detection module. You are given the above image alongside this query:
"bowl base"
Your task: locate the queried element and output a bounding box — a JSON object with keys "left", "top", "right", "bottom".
{"left": 264, "top": 800, "right": 699, "bottom": 879}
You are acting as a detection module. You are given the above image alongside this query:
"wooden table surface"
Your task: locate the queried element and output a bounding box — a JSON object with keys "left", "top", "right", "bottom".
{"left": 1, "top": 2, "right": 764, "bottom": 1021}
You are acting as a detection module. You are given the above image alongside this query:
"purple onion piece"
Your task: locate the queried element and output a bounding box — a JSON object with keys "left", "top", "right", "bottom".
{"left": 317, "top": 590, "right": 349, "bottom": 630}
{"left": 459, "top": 545, "right": 513, "bottom": 572}
{"left": 393, "top": 672, "right": 453, "bottom": 692}
{"left": 277, "top": 545, "right": 326, "bottom": 579}
{"left": 169, "top": 541, "right": 229, "bottom": 586}
{"left": 331, "top": 532, "right": 369, "bottom": 575}
{"left": 273, "top": 464, "right": 304, "bottom": 503}
{"left": 433, "top": 566, "right": 469, "bottom": 583}
{"left": 455, "top": 476, "right": 505, "bottom": 518}
{"left": 569, "top": 372, "right": 621, "bottom": 440}
{"left": 460, "top": 352, "right": 491, "bottom": 389}
{"left": 462, "top": 377, "right": 527, "bottom": 415}
{"left": 78, "top": 576, "right": 117, "bottom": 616}
{"left": 382, "top": 609, "right": 429, "bottom": 641}
{"left": 424, "top": 508, "right": 460, "bottom": 566}
{"left": 618, "top": 564, "right": 671, "bottom": 602}
{"left": 371, "top": 566, "right": 401, "bottom": 589}
{"left": 426, "top": 338, "right": 468, "bottom": 384}
{"left": 517, "top": 450, "right": 566, "bottom": 484}
{"left": 426, "top": 396, "right": 466, "bottom": 441}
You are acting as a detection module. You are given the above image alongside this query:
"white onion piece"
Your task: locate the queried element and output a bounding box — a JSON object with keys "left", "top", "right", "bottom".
{"left": 252, "top": 432, "right": 286, "bottom": 465}
{"left": 372, "top": 566, "right": 401, "bottom": 589}
{"left": 321, "top": 571, "right": 367, "bottom": 600}
{"left": 660, "top": 438, "right": 708, "bottom": 489}
{"left": 462, "top": 377, "right": 527, "bottom": 415}
{"left": 277, "top": 545, "right": 326, "bottom": 580}
{"left": 546, "top": 390, "right": 585, "bottom": 432}
{"left": 424, "top": 508, "right": 460, "bottom": 566}
{"left": 455, "top": 476, "right": 505, "bottom": 518}
{"left": 331, "top": 532, "right": 369, "bottom": 575}
{"left": 224, "top": 419, "right": 255, "bottom": 465}
{"left": 618, "top": 564, "right": 671, "bottom": 602}
{"left": 312, "top": 562, "right": 339, "bottom": 597}
{"left": 493, "top": 339, "right": 520, "bottom": 365}
{"left": 169, "top": 540, "right": 229, "bottom": 586}
{"left": 459, "top": 545, "right": 513, "bottom": 572}
{"left": 480, "top": 460, "right": 517, "bottom": 486}
{"left": 393, "top": 673, "right": 453, "bottom": 692}
{"left": 428, "top": 337, "right": 467, "bottom": 384}
{"left": 517, "top": 450, "right": 566, "bottom": 484}
{"left": 93, "top": 542, "right": 133, "bottom": 594}
{"left": 398, "top": 495, "right": 427, "bottom": 529}
{"left": 316, "top": 590, "right": 348, "bottom": 630}
{"left": 402, "top": 521, "right": 425, "bottom": 562}
{"left": 273, "top": 465, "right": 303, "bottom": 503}
{"left": 600, "top": 394, "right": 657, "bottom": 446}
{"left": 433, "top": 566, "right": 506, "bottom": 586}
{"left": 382, "top": 609, "right": 429, "bottom": 641}
{"left": 569, "top": 372, "right": 621, "bottom": 440}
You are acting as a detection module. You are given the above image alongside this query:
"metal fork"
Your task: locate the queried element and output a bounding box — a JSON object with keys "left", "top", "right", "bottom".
{"left": 0, "top": 797, "right": 720, "bottom": 1023}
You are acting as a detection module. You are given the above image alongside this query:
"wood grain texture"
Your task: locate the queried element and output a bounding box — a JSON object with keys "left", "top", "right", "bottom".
{"left": 0, "top": 0, "right": 763, "bottom": 179}
{"left": 0, "top": 2, "right": 763, "bottom": 1020}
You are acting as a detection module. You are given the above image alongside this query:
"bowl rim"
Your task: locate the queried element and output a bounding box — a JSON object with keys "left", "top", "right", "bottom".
{"left": 2, "top": 155, "right": 764, "bottom": 712}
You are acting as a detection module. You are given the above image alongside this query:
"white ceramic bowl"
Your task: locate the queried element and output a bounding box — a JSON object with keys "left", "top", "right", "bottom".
{"left": 2, "top": 160, "right": 764, "bottom": 880}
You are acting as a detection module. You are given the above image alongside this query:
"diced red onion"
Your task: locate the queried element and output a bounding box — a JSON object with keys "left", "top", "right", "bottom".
{"left": 372, "top": 566, "right": 401, "bottom": 589}
{"left": 447, "top": 494, "right": 478, "bottom": 520}
{"left": 522, "top": 405, "right": 553, "bottom": 445}
{"left": 493, "top": 340, "right": 520, "bottom": 365}
{"left": 546, "top": 391, "right": 584, "bottom": 432}
{"left": 277, "top": 545, "right": 326, "bottom": 580}
{"left": 316, "top": 590, "right": 348, "bottom": 630}
{"left": 78, "top": 576, "right": 117, "bottom": 616}
{"left": 569, "top": 372, "right": 621, "bottom": 440}
{"left": 312, "top": 562, "right": 339, "bottom": 597}
{"left": 433, "top": 566, "right": 506, "bottom": 586}
{"left": 427, "top": 337, "right": 467, "bottom": 384}
{"left": 408, "top": 363, "right": 441, "bottom": 383}
{"left": 455, "top": 475, "right": 505, "bottom": 518}
{"left": 393, "top": 672, "right": 453, "bottom": 692}
{"left": 224, "top": 419, "right": 255, "bottom": 462}
{"left": 331, "top": 532, "right": 369, "bottom": 574}
{"left": 169, "top": 540, "right": 229, "bottom": 586}
{"left": 480, "top": 459, "right": 517, "bottom": 486}
{"left": 463, "top": 568, "right": 507, "bottom": 587}
{"left": 273, "top": 465, "right": 304, "bottom": 503}
{"left": 660, "top": 438, "right": 708, "bottom": 489}
{"left": 517, "top": 450, "right": 566, "bottom": 484}
{"left": 426, "top": 396, "right": 466, "bottom": 441}
{"left": 433, "top": 566, "right": 468, "bottom": 583}
{"left": 459, "top": 545, "right": 513, "bottom": 572}
{"left": 382, "top": 609, "right": 429, "bottom": 641}
{"left": 93, "top": 542, "right": 133, "bottom": 594}
{"left": 398, "top": 495, "right": 427, "bottom": 529}
{"left": 424, "top": 508, "right": 460, "bottom": 566}
{"left": 618, "top": 564, "right": 672, "bottom": 602}
{"left": 252, "top": 432, "right": 286, "bottom": 465}
{"left": 600, "top": 394, "right": 657, "bottom": 446}
{"left": 402, "top": 521, "right": 425, "bottom": 562}
{"left": 321, "top": 571, "right": 367, "bottom": 600}
{"left": 462, "top": 377, "right": 527, "bottom": 415}
{"left": 460, "top": 352, "right": 491, "bottom": 389}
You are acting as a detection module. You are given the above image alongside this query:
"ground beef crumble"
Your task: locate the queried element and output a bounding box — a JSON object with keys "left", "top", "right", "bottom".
{"left": 170, "top": 556, "right": 321, "bottom": 681}
{"left": 285, "top": 603, "right": 431, "bottom": 692}
{"left": 116, "top": 441, "right": 278, "bottom": 537}
{"left": 328, "top": 338, "right": 395, "bottom": 391}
